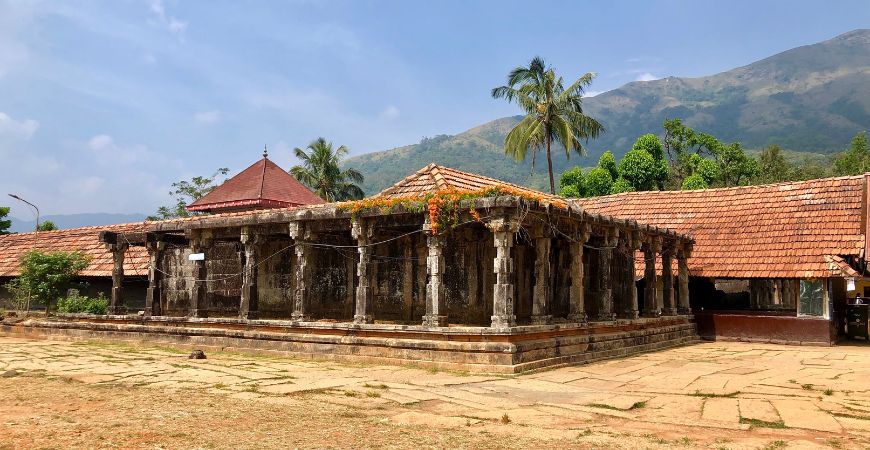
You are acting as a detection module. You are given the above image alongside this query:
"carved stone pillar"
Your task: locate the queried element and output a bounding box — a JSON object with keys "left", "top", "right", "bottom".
{"left": 352, "top": 220, "right": 374, "bottom": 324}
{"left": 661, "top": 241, "right": 677, "bottom": 315}
{"left": 422, "top": 224, "right": 447, "bottom": 327}
{"left": 531, "top": 226, "right": 552, "bottom": 325}
{"left": 144, "top": 240, "right": 165, "bottom": 317}
{"left": 642, "top": 237, "right": 661, "bottom": 317}
{"left": 568, "top": 224, "right": 591, "bottom": 323}
{"left": 289, "top": 222, "right": 312, "bottom": 321}
{"left": 597, "top": 228, "right": 618, "bottom": 321}
{"left": 489, "top": 217, "right": 518, "bottom": 329}
{"left": 623, "top": 233, "right": 641, "bottom": 319}
{"left": 677, "top": 243, "right": 692, "bottom": 314}
{"left": 105, "top": 242, "right": 128, "bottom": 315}
{"left": 240, "top": 228, "right": 260, "bottom": 320}
{"left": 189, "top": 235, "right": 211, "bottom": 318}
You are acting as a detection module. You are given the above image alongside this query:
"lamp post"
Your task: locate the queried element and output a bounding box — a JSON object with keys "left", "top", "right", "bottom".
{"left": 7, "top": 194, "right": 39, "bottom": 315}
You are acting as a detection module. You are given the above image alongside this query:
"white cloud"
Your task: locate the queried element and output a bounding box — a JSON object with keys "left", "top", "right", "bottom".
{"left": 636, "top": 73, "right": 660, "bottom": 82}
{"left": 194, "top": 110, "right": 221, "bottom": 124}
{"left": 0, "top": 112, "right": 39, "bottom": 140}
{"left": 87, "top": 134, "right": 157, "bottom": 165}
{"left": 379, "top": 105, "right": 400, "bottom": 120}
{"left": 149, "top": 0, "right": 187, "bottom": 35}
{"left": 582, "top": 90, "right": 602, "bottom": 98}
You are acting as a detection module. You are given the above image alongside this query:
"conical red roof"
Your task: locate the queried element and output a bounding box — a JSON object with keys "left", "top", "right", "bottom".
{"left": 187, "top": 157, "right": 324, "bottom": 213}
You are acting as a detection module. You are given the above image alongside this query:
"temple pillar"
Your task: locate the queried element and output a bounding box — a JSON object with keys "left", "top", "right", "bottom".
{"left": 642, "top": 237, "right": 661, "bottom": 317}
{"left": 189, "top": 234, "right": 211, "bottom": 318}
{"left": 289, "top": 222, "right": 312, "bottom": 321}
{"left": 239, "top": 228, "right": 260, "bottom": 320}
{"left": 422, "top": 223, "right": 447, "bottom": 327}
{"left": 144, "top": 240, "right": 165, "bottom": 317}
{"left": 677, "top": 243, "right": 692, "bottom": 314}
{"left": 489, "top": 217, "right": 518, "bottom": 329}
{"left": 105, "top": 242, "right": 128, "bottom": 315}
{"left": 623, "top": 232, "right": 641, "bottom": 319}
{"left": 531, "top": 226, "right": 552, "bottom": 325}
{"left": 352, "top": 220, "right": 374, "bottom": 324}
{"left": 596, "top": 228, "right": 618, "bottom": 321}
{"left": 661, "top": 241, "right": 677, "bottom": 315}
{"left": 568, "top": 224, "right": 591, "bottom": 323}
{"left": 402, "top": 235, "right": 414, "bottom": 322}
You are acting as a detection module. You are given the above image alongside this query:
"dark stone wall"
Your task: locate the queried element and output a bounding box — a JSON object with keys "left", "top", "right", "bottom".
{"left": 257, "top": 237, "right": 294, "bottom": 319}
{"left": 205, "top": 241, "right": 243, "bottom": 317}
{"left": 160, "top": 247, "right": 193, "bottom": 316}
{"left": 443, "top": 226, "right": 494, "bottom": 326}
{"left": 309, "top": 233, "right": 355, "bottom": 321}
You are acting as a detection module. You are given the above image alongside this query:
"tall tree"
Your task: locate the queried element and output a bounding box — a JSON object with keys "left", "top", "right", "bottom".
{"left": 291, "top": 137, "right": 365, "bottom": 202}
{"left": 0, "top": 206, "right": 11, "bottom": 235}
{"left": 757, "top": 144, "right": 792, "bottom": 183}
{"left": 833, "top": 131, "right": 869, "bottom": 176}
{"left": 492, "top": 57, "right": 604, "bottom": 193}
{"left": 37, "top": 220, "right": 58, "bottom": 231}
{"left": 149, "top": 168, "right": 230, "bottom": 220}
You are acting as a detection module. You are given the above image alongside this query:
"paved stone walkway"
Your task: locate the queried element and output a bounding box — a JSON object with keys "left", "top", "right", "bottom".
{"left": 2, "top": 337, "right": 869, "bottom": 444}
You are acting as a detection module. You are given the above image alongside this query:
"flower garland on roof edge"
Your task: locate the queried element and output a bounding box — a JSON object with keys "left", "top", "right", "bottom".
{"left": 337, "top": 186, "right": 566, "bottom": 235}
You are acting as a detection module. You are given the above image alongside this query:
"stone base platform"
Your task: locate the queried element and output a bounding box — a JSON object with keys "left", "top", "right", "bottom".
{"left": 1, "top": 315, "right": 699, "bottom": 373}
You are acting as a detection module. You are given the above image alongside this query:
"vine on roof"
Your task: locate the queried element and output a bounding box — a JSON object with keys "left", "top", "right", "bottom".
{"left": 338, "top": 186, "right": 566, "bottom": 235}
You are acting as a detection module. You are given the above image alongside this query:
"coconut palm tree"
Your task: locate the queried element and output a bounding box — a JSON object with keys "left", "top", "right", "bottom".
{"left": 492, "top": 57, "right": 604, "bottom": 193}
{"left": 290, "top": 137, "right": 365, "bottom": 201}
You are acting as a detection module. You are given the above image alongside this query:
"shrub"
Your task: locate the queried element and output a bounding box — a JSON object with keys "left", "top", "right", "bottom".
{"left": 559, "top": 184, "right": 581, "bottom": 198}
{"left": 559, "top": 166, "right": 585, "bottom": 197}
{"left": 4, "top": 250, "right": 90, "bottom": 313}
{"left": 57, "top": 293, "right": 108, "bottom": 315}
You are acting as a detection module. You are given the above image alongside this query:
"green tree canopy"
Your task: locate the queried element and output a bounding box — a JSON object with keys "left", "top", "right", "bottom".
{"left": 632, "top": 133, "right": 665, "bottom": 162}
{"left": 833, "top": 131, "right": 869, "bottom": 176}
{"left": 37, "top": 220, "right": 57, "bottom": 231}
{"left": 712, "top": 142, "right": 759, "bottom": 186}
{"left": 291, "top": 137, "right": 365, "bottom": 202}
{"left": 4, "top": 250, "right": 90, "bottom": 313}
{"left": 149, "top": 168, "right": 230, "bottom": 220}
{"left": 492, "top": 56, "right": 604, "bottom": 193}
{"left": 681, "top": 174, "right": 708, "bottom": 190}
{"left": 757, "top": 144, "right": 792, "bottom": 183}
{"left": 558, "top": 167, "right": 585, "bottom": 198}
{"left": 618, "top": 149, "right": 657, "bottom": 191}
{"left": 585, "top": 167, "right": 613, "bottom": 197}
{"left": 0, "top": 206, "right": 10, "bottom": 235}
{"left": 598, "top": 151, "right": 618, "bottom": 180}
{"left": 610, "top": 177, "right": 635, "bottom": 194}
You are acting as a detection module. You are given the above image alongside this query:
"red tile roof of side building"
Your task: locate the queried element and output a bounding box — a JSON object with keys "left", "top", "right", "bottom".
{"left": 187, "top": 156, "right": 324, "bottom": 212}
{"left": 0, "top": 222, "right": 151, "bottom": 277}
{"left": 576, "top": 174, "right": 868, "bottom": 279}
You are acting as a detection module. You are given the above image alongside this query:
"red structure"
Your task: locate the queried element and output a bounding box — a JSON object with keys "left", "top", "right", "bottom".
{"left": 187, "top": 152, "right": 324, "bottom": 214}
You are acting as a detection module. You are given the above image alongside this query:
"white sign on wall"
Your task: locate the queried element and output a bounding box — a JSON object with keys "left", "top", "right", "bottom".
{"left": 188, "top": 253, "right": 205, "bottom": 261}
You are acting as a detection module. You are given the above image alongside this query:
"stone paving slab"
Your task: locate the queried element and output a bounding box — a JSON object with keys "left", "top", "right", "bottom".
{"left": 1, "top": 337, "right": 869, "bottom": 443}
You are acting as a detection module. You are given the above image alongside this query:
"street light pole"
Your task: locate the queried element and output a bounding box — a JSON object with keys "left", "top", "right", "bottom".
{"left": 7, "top": 194, "right": 39, "bottom": 231}
{"left": 7, "top": 194, "right": 39, "bottom": 315}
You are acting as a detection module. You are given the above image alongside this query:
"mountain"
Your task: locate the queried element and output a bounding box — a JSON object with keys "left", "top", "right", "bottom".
{"left": 9, "top": 213, "right": 148, "bottom": 233}
{"left": 347, "top": 29, "right": 870, "bottom": 195}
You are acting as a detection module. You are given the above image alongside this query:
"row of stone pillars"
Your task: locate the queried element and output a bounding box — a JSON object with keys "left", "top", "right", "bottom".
{"left": 113, "top": 216, "right": 692, "bottom": 329}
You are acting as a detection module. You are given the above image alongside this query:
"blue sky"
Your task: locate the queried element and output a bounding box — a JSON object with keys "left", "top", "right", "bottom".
{"left": 1, "top": 0, "right": 868, "bottom": 217}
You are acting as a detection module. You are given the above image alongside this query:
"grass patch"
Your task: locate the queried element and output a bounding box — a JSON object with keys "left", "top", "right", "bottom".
{"left": 760, "top": 440, "right": 787, "bottom": 450}
{"left": 213, "top": 383, "right": 227, "bottom": 389}
{"left": 363, "top": 383, "right": 389, "bottom": 390}
{"left": 365, "top": 391, "right": 381, "bottom": 398}
{"left": 343, "top": 391, "right": 359, "bottom": 397}
{"left": 244, "top": 384, "right": 260, "bottom": 393}
{"left": 801, "top": 383, "right": 813, "bottom": 390}
{"left": 831, "top": 411, "right": 870, "bottom": 421}
{"left": 823, "top": 388, "right": 834, "bottom": 396}
{"left": 585, "top": 401, "right": 646, "bottom": 411}
{"left": 739, "top": 417, "right": 787, "bottom": 429}
{"left": 690, "top": 390, "right": 740, "bottom": 398}
{"left": 500, "top": 413, "right": 511, "bottom": 424}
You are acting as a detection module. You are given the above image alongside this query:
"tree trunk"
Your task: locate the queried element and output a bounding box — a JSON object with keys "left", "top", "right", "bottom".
{"left": 546, "top": 138, "right": 555, "bottom": 194}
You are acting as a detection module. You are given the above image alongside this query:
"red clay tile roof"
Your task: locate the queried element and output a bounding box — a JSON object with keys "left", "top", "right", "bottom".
{"left": 0, "top": 223, "right": 151, "bottom": 277}
{"left": 374, "top": 163, "right": 565, "bottom": 204}
{"left": 576, "top": 175, "right": 868, "bottom": 279}
{"left": 187, "top": 157, "right": 324, "bottom": 212}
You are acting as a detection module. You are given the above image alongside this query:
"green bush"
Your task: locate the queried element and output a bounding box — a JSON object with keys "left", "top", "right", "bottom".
{"left": 57, "top": 293, "right": 108, "bottom": 315}
{"left": 681, "top": 174, "right": 709, "bottom": 190}
{"left": 597, "top": 151, "right": 619, "bottom": 180}
{"left": 610, "top": 177, "right": 635, "bottom": 194}
{"left": 559, "top": 166, "right": 585, "bottom": 198}
{"left": 618, "top": 149, "right": 657, "bottom": 191}
{"left": 4, "top": 250, "right": 90, "bottom": 313}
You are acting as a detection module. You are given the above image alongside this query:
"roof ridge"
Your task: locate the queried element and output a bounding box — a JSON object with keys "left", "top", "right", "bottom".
{"left": 429, "top": 165, "right": 449, "bottom": 190}
{"left": 258, "top": 157, "right": 268, "bottom": 200}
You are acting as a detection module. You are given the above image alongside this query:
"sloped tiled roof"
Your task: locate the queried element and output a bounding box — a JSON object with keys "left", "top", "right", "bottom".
{"left": 374, "top": 163, "right": 565, "bottom": 204}
{"left": 576, "top": 175, "right": 868, "bottom": 279}
{"left": 187, "top": 157, "right": 324, "bottom": 212}
{"left": 0, "top": 223, "right": 151, "bottom": 277}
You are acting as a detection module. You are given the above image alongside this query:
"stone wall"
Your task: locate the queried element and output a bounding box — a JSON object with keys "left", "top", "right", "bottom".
{"left": 160, "top": 247, "right": 193, "bottom": 316}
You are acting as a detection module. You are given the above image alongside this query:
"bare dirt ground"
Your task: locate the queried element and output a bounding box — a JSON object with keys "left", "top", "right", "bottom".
{"left": 1, "top": 337, "right": 869, "bottom": 449}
